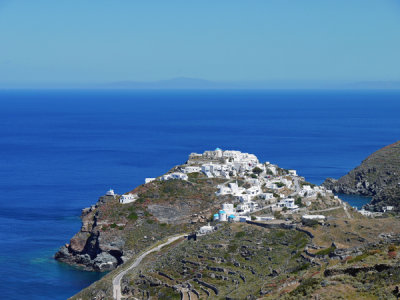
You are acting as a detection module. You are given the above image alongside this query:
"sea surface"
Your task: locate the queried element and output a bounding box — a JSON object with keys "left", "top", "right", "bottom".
{"left": 0, "top": 89, "right": 399, "bottom": 299}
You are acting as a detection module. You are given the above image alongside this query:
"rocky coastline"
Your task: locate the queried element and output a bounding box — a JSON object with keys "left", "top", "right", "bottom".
{"left": 55, "top": 195, "right": 126, "bottom": 272}
{"left": 323, "top": 141, "right": 400, "bottom": 212}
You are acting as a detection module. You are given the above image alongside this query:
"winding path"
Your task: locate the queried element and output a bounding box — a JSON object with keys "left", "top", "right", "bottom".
{"left": 112, "top": 234, "right": 185, "bottom": 300}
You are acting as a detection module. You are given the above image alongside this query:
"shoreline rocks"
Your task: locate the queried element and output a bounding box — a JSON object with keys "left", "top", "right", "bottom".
{"left": 322, "top": 141, "right": 400, "bottom": 212}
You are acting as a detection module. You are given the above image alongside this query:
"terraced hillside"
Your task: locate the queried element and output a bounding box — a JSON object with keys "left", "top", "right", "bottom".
{"left": 70, "top": 204, "right": 400, "bottom": 300}
{"left": 121, "top": 223, "right": 310, "bottom": 299}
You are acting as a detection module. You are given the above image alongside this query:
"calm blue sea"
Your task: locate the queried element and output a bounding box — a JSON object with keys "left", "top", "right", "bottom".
{"left": 0, "top": 89, "right": 399, "bottom": 299}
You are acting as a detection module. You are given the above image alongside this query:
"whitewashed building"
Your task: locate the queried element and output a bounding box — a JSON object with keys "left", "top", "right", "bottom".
{"left": 222, "top": 203, "right": 235, "bottom": 215}
{"left": 160, "top": 172, "right": 188, "bottom": 181}
{"left": 260, "top": 193, "right": 274, "bottom": 200}
{"left": 278, "top": 198, "right": 299, "bottom": 210}
{"left": 181, "top": 166, "right": 201, "bottom": 174}
{"left": 145, "top": 178, "right": 156, "bottom": 184}
{"left": 199, "top": 223, "right": 214, "bottom": 235}
{"left": 106, "top": 189, "right": 115, "bottom": 196}
{"left": 119, "top": 193, "right": 137, "bottom": 204}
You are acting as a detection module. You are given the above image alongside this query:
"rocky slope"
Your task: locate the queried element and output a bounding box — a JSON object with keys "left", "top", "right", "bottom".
{"left": 323, "top": 141, "right": 400, "bottom": 211}
{"left": 72, "top": 207, "right": 400, "bottom": 300}
{"left": 55, "top": 174, "right": 230, "bottom": 271}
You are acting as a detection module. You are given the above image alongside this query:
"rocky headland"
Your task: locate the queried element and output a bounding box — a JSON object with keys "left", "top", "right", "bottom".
{"left": 58, "top": 149, "right": 400, "bottom": 300}
{"left": 323, "top": 141, "right": 400, "bottom": 212}
{"left": 56, "top": 149, "right": 337, "bottom": 272}
{"left": 55, "top": 176, "right": 225, "bottom": 272}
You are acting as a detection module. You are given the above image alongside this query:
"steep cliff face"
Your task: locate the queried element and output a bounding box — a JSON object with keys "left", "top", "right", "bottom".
{"left": 55, "top": 176, "right": 229, "bottom": 271}
{"left": 323, "top": 141, "right": 400, "bottom": 211}
{"left": 55, "top": 195, "right": 127, "bottom": 272}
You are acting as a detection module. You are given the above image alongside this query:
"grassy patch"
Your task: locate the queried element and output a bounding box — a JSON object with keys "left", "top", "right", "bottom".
{"left": 235, "top": 231, "right": 245, "bottom": 238}
{"left": 290, "top": 278, "right": 321, "bottom": 297}
{"left": 314, "top": 246, "right": 335, "bottom": 256}
{"left": 347, "top": 252, "right": 370, "bottom": 264}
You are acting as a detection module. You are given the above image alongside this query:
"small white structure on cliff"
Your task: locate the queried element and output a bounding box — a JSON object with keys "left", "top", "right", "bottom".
{"left": 145, "top": 178, "right": 156, "bottom": 184}
{"left": 119, "top": 193, "right": 138, "bottom": 204}
{"left": 106, "top": 189, "right": 115, "bottom": 196}
{"left": 198, "top": 223, "right": 214, "bottom": 235}
{"left": 160, "top": 172, "right": 188, "bottom": 181}
{"left": 278, "top": 198, "right": 299, "bottom": 210}
{"left": 181, "top": 166, "right": 201, "bottom": 174}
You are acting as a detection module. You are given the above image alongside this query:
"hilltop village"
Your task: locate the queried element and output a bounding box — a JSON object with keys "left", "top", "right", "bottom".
{"left": 113, "top": 149, "right": 339, "bottom": 229}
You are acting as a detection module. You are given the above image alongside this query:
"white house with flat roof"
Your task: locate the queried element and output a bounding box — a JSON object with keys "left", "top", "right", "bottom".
{"left": 260, "top": 193, "right": 274, "bottom": 200}
{"left": 222, "top": 203, "right": 235, "bottom": 215}
{"left": 145, "top": 178, "right": 156, "bottom": 184}
{"left": 239, "top": 194, "right": 253, "bottom": 203}
{"left": 160, "top": 172, "right": 188, "bottom": 181}
{"left": 120, "top": 193, "right": 138, "bottom": 204}
{"left": 181, "top": 166, "right": 201, "bottom": 174}
{"left": 199, "top": 223, "right": 214, "bottom": 235}
{"left": 278, "top": 198, "right": 299, "bottom": 210}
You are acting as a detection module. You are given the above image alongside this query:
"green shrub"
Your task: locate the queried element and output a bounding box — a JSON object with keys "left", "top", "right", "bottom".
{"left": 128, "top": 212, "right": 138, "bottom": 221}
{"left": 228, "top": 244, "right": 238, "bottom": 252}
{"left": 347, "top": 252, "right": 369, "bottom": 263}
{"left": 252, "top": 167, "right": 263, "bottom": 175}
{"left": 295, "top": 197, "right": 303, "bottom": 207}
{"left": 110, "top": 223, "right": 117, "bottom": 228}
{"left": 188, "top": 172, "right": 200, "bottom": 180}
{"left": 235, "top": 231, "right": 245, "bottom": 238}
{"left": 290, "top": 278, "right": 321, "bottom": 297}
{"left": 274, "top": 211, "right": 282, "bottom": 219}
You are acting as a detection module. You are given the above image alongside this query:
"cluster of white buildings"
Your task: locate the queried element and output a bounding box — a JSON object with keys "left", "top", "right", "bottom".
{"left": 160, "top": 172, "right": 188, "bottom": 181}
{"left": 211, "top": 202, "right": 278, "bottom": 223}
{"left": 119, "top": 193, "right": 138, "bottom": 204}
{"left": 298, "top": 185, "right": 332, "bottom": 198}
{"left": 115, "top": 149, "right": 335, "bottom": 220}
{"left": 189, "top": 149, "right": 262, "bottom": 179}
{"left": 104, "top": 189, "right": 138, "bottom": 204}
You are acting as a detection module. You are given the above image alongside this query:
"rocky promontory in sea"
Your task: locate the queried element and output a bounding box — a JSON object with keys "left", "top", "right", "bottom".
{"left": 60, "top": 149, "right": 400, "bottom": 300}
{"left": 323, "top": 141, "right": 400, "bottom": 212}
{"left": 55, "top": 149, "right": 339, "bottom": 272}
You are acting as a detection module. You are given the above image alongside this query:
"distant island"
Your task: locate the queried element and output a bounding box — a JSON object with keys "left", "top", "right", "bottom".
{"left": 58, "top": 149, "right": 400, "bottom": 300}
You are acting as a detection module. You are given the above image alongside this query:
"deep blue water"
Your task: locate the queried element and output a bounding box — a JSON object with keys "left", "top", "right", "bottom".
{"left": 0, "top": 89, "right": 399, "bottom": 299}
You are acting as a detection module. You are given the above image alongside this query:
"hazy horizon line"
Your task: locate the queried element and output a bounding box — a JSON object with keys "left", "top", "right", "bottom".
{"left": 1, "top": 77, "right": 400, "bottom": 90}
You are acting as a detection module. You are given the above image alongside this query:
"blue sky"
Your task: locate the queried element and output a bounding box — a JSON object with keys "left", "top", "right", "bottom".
{"left": 0, "top": 0, "right": 400, "bottom": 86}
